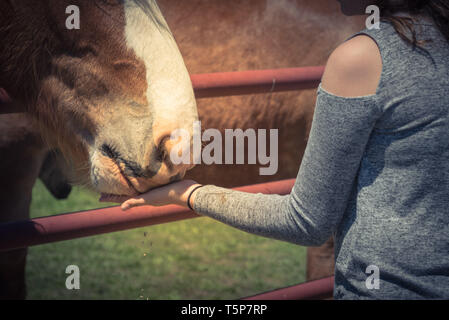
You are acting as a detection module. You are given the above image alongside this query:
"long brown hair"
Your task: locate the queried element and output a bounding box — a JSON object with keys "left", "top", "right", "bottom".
{"left": 377, "top": 0, "right": 449, "bottom": 47}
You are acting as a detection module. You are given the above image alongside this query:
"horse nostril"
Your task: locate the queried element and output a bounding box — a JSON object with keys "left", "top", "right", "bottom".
{"left": 156, "top": 145, "right": 167, "bottom": 163}
{"left": 155, "top": 135, "right": 170, "bottom": 164}
{"left": 154, "top": 130, "right": 193, "bottom": 172}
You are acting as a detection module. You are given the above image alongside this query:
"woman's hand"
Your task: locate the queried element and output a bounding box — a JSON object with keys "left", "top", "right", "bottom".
{"left": 99, "top": 180, "right": 202, "bottom": 211}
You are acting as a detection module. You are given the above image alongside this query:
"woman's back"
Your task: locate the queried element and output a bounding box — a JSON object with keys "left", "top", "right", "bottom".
{"left": 334, "top": 18, "right": 449, "bottom": 299}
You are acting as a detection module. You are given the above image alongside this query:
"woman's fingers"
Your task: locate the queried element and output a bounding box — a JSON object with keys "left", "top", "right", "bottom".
{"left": 121, "top": 197, "right": 147, "bottom": 211}
{"left": 98, "top": 180, "right": 200, "bottom": 211}
{"left": 99, "top": 193, "right": 153, "bottom": 211}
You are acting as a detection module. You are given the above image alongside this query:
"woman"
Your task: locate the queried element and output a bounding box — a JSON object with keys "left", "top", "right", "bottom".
{"left": 101, "top": 0, "right": 449, "bottom": 299}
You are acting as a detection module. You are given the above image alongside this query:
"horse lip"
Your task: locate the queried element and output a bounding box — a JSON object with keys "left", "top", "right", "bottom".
{"left": 111, "top": 158, "right": 140, "bottom": 197}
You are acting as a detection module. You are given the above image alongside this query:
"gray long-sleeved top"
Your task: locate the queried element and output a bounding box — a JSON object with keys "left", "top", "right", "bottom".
{"left": 193, "top": 19, "right": 449, "bottom": 299}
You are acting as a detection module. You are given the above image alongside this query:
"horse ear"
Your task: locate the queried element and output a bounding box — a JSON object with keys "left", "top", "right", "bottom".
{"left": 0, "top": 87, "right": 25, "bottom": 114}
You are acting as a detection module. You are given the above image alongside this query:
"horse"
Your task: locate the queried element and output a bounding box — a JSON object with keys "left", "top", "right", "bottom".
{"left": 0, "top": 0, "right": 199, "bottom": 299}
{"left": 0, "top": 0, "right": 199, "bottom": 196}
{"left": 0, "top": 0, "right": 364, "bottom": 298}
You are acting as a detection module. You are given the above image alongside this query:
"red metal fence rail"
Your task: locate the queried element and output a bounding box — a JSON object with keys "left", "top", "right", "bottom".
{"left": 0, "top": 179, "right": 295, "bottom": 252}
{"left": 243, "top": 276, "right": 334, "bottom": 300}
{"left": 191, "top": 66, "right": 324, "bottom": 98}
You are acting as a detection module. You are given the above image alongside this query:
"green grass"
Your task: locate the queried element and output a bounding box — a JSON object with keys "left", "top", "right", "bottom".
{"left": 27, "top": 180, "right": 306, "bottom": 300}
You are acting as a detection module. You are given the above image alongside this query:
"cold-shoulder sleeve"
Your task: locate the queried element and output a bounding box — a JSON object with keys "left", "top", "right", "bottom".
{"left": 192, "top": 84, "right": 382, "bottom": 246}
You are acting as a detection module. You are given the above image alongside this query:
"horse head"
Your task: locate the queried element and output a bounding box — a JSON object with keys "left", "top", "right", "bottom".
{"left": 0, "top": 0, "right": 198, "bottom": 196}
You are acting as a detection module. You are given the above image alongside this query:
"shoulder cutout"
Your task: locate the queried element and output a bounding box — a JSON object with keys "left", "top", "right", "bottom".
{"left": 321, "top": 35, "right": 382, "bottom": 97}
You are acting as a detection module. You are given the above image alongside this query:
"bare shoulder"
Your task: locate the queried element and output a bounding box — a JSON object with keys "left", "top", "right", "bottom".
{"left": 321, "top": 35, "right": 382, "bottom": 97}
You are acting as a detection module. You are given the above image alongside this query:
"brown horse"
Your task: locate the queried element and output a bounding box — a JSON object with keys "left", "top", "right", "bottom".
{"left": 0, "top": 0, "right": 365, "bottom": 298}
{"left": 0, "top": 0, "right": 199, "bottom": 299}
{"left": 0, "top": 0, "right": 198, "bottom": 197}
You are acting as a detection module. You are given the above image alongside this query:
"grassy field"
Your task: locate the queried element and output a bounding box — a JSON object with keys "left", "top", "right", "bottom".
{"left": 27, "top": 180, "right": 307, "bottom": 300}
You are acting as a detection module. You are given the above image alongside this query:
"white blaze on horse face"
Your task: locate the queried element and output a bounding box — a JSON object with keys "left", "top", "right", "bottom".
{"left": 123, "top": 1, "right": 198, "bottom": 141}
